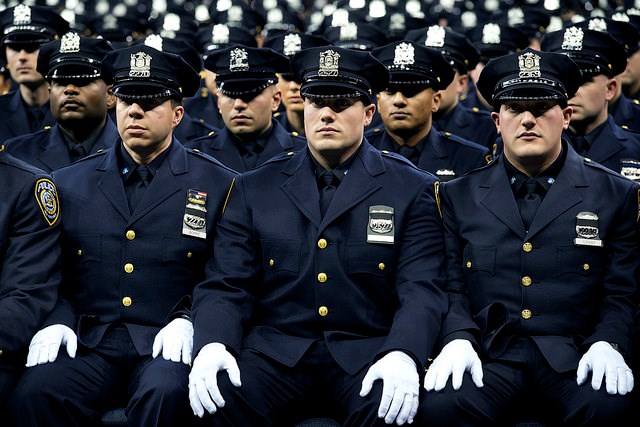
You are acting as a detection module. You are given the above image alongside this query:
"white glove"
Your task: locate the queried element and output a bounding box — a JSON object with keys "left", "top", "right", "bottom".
{"left": 424, "top": 339, "right": 483, "bottom": 392}
{"left": 26, "top": 324, "right": 77, "bottom": 367}
{"left": 577, "top": 341, "right": 634, "bottom": 395}
{"left": 188, "top": 342, "right": 241, "bottom": 418}
{"left": 359, "top": 351, "right": 419, "bottom": 425}
{"left": 152, "top": 318, "right": 193, "bottom": 365}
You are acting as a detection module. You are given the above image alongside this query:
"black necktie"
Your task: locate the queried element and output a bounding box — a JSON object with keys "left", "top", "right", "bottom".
{"left": 398, "top": 145, "right": 420, "bottom": 165}
{"left": 69, "top": 144, "right": 87, "bottom": 162}
{"left": 242, "top": 143, "right": 262, "bottom": 170}
{"left": 572, "top": 135, "right": 589, "bottom": 155}
{"left": 127, "top": 165, "right": 152, "bottom": 212}
{"left": 319, "top": 171, "right": 337, "bottom": 217}
{"left": 519, "top": 178, "right": 541, "bottom": 230}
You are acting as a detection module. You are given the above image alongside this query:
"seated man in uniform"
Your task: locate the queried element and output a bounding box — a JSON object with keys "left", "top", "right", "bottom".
{"left": 7, "top": 44, "right": 237, "bottom": 427}
{"left": 5, "top": 33, "right": 117, "bottom": 172}
{"left": 368, "top": 40, "right": 490, "bottom": 182}
{"left": 188, "top": 46, "right": 448, "bottom": 426}
{"left": 421, "top": 48, "right": 638, "bottom": 426}
{"left": 186, "top": 45, "right": 306, "bottom": 172}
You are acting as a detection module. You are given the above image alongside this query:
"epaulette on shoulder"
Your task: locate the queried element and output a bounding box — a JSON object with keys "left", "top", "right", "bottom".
{"left": 582, "top": 156, "right": 622, "bottom": 176}
{"left": 440, "top": 130, "right": 489, "bottom": 151}
{"left": 187, "top": 147, "right": 237, "bottom": 172}
{"left": 262, "top": 150, "right": 297, "bottom": 166}
{"left": 470, "top": 106, "right": 490, "bottom": 116}
{"left": 207, "top": 130, "right": 216, "bottom": 137}
{"left": 364, "top": 127, "right": 384, "bottom": 139}
{"left": 379, "top": 149, "right": 420, "bottom": 169}
{"left": 73, "top": 149, "right": 108, "bottom": 164}
{"left": 273, "top": 111, "right": 281, "bottom": 118}
{"left": 634, "top": 99, "right": 639, "bottom": 105}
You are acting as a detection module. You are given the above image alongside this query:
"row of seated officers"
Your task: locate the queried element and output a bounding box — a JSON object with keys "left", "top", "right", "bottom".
{"left": 1, "top": 4, "right": 640, "bottom": 427}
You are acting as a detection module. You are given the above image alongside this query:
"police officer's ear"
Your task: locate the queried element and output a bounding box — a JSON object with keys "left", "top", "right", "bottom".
{"left": 171, "top": 102, "right": 185, "bottom": 129}
{"left": 106, "top": 85, "right": 116, "bottom": 111}
{"left": 270, "top": 86, "right": 282, "bottom": 113}
{"left": 363, "top": 102, "right": 376, "bottom": 126}
{"left": 605, "top": 77, "right": 618, "bottom": 103}
{"left": 562, "top": 106, "right": 572, "bottom": 130}
{"left": 431, "top": 91, "right": 442, "bottom": 113}
{"left": 490, "top": 110, "right": 501, "bottom": 134}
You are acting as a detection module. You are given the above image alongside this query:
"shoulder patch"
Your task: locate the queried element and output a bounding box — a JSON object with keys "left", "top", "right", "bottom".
{"left": 34, "top": 178, "right": 59, "bottom": 226}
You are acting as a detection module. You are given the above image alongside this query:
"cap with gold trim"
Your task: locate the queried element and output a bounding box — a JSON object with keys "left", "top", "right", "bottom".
{"left": 541, "top": 26, "right": 628, "bottom": 78}
{"left": 476, "top": 47, "right": 582, "bottom": 105}
{"left": 291, "top": 46, "right": 389, "bottom": 103}
{"left": 0, "top": 4, "right": 69, "bottom": 46}
{"left": 37, "top": 32, "right": 113, "bottom": 82}
{"left": 371, "top": 40, "right": 454, "bottom": 91}
{"left": 205, "top": 45, "right": 289, "bottom": 99}
{"left": 102, "top": 44, "right": 200, "bottom": 101}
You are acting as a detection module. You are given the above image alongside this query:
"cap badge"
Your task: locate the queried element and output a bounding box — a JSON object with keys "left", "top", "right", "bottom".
{"left": 588, "top": 18, "right": 607, "bottom": 32}
{"left": 13, "top": 4, "right": 31, "bottom": 25}
{"left": 561, "top": 27, "right": 584, "bottom": 51}
{"left": 211, "top": 24, "right": 230, "bottom": 44}
{"left": 393, "top": 42, "right": 415, "bottom": 66}
{"left": 389, "top": 13, "right": 405, "bottom": 32}
{"left": 482, "top": 23, "right": 501, "bottom": 45}
{"left": 129, "top": 52, "right": 152, "bottom": 78}
{"left": 228, "top": 5, "right": 243, "bottom": 21}
{"left": 267, "top": 8, "right": 283, "bottom": 24}
{"left": 144, "top": 34, "right": 164, "bottom": 51}
{"left": 425, "top": 25, "right": 445, "bottom": 48}
{"left": 229, "top": 47, "right": 249, "bottom": 72}
{"left": 60, "top": 32, "right": 80, "bottom": 54}
{"left": 507, "top": 7, "right": 525, "bottom": 26}
{"left": 283, "top": 33, "right": 302, "bottom": 56}
{"left": 339, "top": 22, "right": 358, "bottom": 41}
{"left": 518, "top": 51, "right": 541, "bottom": 78}
{"left": 319, "top": 49, "right": 340, "bottom": 77}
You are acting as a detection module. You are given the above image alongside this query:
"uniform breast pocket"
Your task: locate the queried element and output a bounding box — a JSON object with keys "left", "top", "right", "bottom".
{"left": 162, "top": 236, "right": 208, "bottom": 265}
{"left": 347, "top": 243, "right": 395, "bottom": 277}
{"left": 462, "top": 245, "right": 496, "bottom": 276}
{"left": 68, "top": 234, "right": 101, "bottom": 263}
{"left": 556, "top": 246, "right": 604, "bottom": 277}
{"left": 262, "top": 239, "right": 301, "bottom": 274}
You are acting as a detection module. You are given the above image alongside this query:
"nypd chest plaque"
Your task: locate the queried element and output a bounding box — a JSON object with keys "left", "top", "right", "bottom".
{"left": 182, "top": 189, "right": 207, "bottom": 239}
{"left": 574, "top": 211, "right": 603, "bottom": 247}
{"left": 367, "top": 205, "right": 394, "bottom": 244}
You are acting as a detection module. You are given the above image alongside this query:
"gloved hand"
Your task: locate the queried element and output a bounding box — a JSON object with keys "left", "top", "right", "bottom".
{"left": 360, "top": 351, "right": 419, "bottom": 425}
{"left": 26, "top": 324, "right": 77, "bottom": 367}
{"left": 424, "top": 339, "right": 483, "bottom": 392}
{"left": 188, "top": 342, "right": 241, "bottom": 418}
{"left": 577, "top": 341, "right": 634, "bottom": 395}
{"left": 152, "top": 318, "right": 193, "bottom": 365}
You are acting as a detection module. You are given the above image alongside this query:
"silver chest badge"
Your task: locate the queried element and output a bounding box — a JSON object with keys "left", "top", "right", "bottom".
{"left": 574, "top": 212, "right": 603, "bottom": 247}
{"left": 183, "top": 189, "right": 208, "bottom": 239}
{"left": 367, "top": 205, "right": 394, "bottom": 244}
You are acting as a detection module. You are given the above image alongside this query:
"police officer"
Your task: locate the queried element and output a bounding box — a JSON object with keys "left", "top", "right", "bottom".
{"left": 0, "top": 146, "right": 60, "bottom": 403}
{"left": 542, "top": 26, "right": 640, "bottom": 180}
{"left": 0, "top": 5, "right": 69, "bottom": 143}
{"left": 4, "top": 32, "right": 117, "bottom": 172}
{"left": 188, "top": 46, "right": 447, "bottom": 426}
{"left": 406, "top": 24, "right": 499, "bottom": 151}
{"left": 263, "top": 31, "right": 332, "bottom": 136}
{"left": 368, "top": 40, "right": 490, "bottom": 182}
{"left": 7, "top": 44, "right": 237, "bottom": 427}
{"left": 421, "top": 48, "right": 638, "bottom": 426}
{"left": 186, "top": 45, "right": 306, "bottom": 172}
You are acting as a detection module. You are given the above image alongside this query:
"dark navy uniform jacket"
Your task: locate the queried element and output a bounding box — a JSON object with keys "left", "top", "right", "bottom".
{"left": 273, "top": 111, "right": 303, "bottom": 136}
{"left": 0, "top": 90, "right": 55, "bottom": 144}
{"left": 44, "top": 140, "right": 237, "bottom": 356}
{"left": 192, "top": 142, "right": 447, "bottom": 374}
{"left": 0, "top": 149, "right": 60, "bottom": 361}
{"left": 366, "top": 127, "right": 491, "bottom": 181}
{"left": 4, "top": 119, "right": 118, "bottom": 173}
{"left": 609, "top": 94, "right": 640, "bottom": 133}
{"left": 439, "top": 146, "right": 640, "bottom": 373}
{"left": 173, "top": 111, "right": 217, "bottom": 145}
{"left": 184, "top": 89, "right": 224, "bottom": 129}
{"left": 185, "top": 119, "right": 306, "bottom": 172}
{"left": 565, "top": 116, "right": 640, "bottom": 179}
{"left": 434, "top": 103, "right": 499, "bottom": 152}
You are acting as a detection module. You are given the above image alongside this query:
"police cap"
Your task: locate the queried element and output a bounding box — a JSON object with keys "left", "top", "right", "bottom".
{"left": 196, "top": 24, "right": 257, "bottom": 57}
{"left": 467, "top": 23, "right": 530, "bottom": 63}
{"left": 37, "top": 32, "right": 113, "bottom": 82}
{"left": 476, "top": 47, "right": 582, "bottom": 105}
{"left": 141, "top": 34, "right": 203, "bottom": 73}
{"left": 263, "top": 31, "right": 331, "bottom": 57}
{"left": 541, "top": 27, "right": 627, "bottom": 77}
{"left": 572, "top": 17, "right": 639, "bottom": 57}
{"left": 0, "top": 4, "right": 69, "bottom": 46}
{"left": 322, "top": 22, "right": 387, "bottom": 51}
{"left": 102, "top": 44, "right": 200, "bottom": 101}
{"left": 371, "top": 41, "right": 454, "bottom": 90}
{"left": 291, "top": 46, "right": 389, "bottom": 103}
{"left": 406, "top": 25, "right": 480, "bottom": 74}
{"left": 205, "top": 45, "right": 289, "bottom": 99}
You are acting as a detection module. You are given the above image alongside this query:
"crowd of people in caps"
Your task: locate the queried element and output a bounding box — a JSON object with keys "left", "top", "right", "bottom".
{"left": 1, "top": 0, "right": 640, "bottom": 426}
